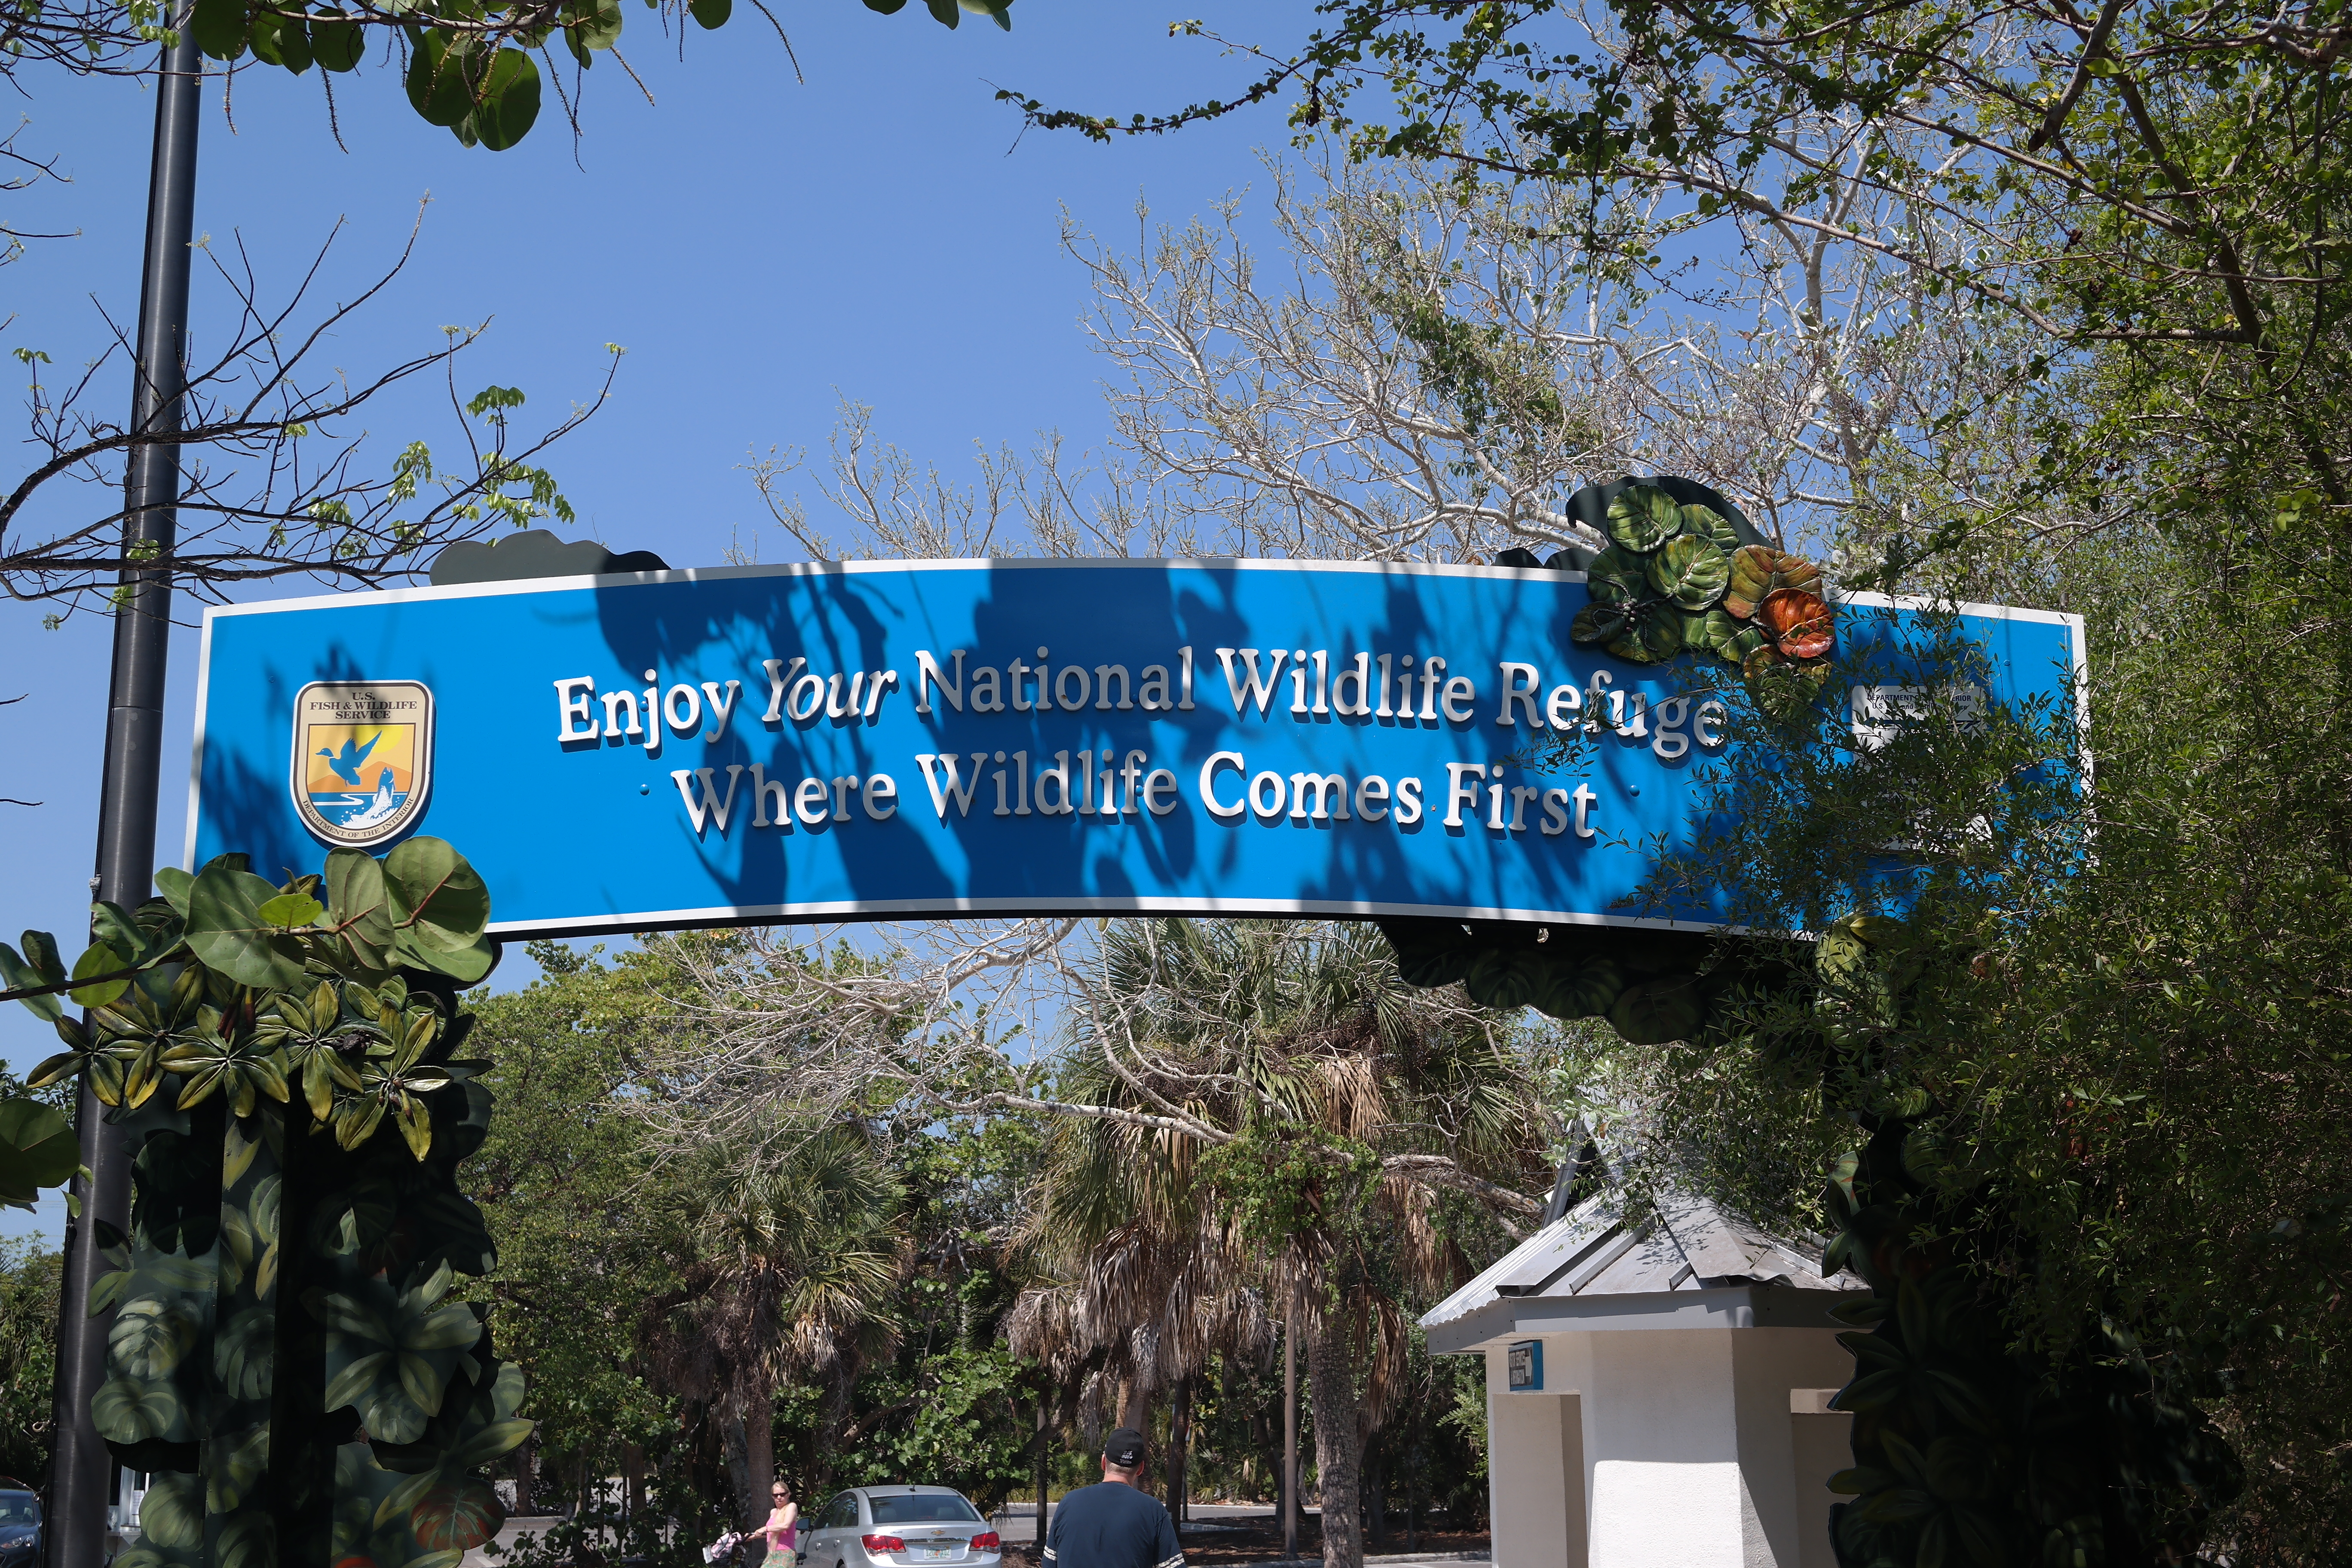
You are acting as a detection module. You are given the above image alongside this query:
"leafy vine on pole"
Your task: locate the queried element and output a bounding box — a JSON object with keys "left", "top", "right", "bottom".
{"left": 0, "top": 837, "right": 529, "bottom": 1568}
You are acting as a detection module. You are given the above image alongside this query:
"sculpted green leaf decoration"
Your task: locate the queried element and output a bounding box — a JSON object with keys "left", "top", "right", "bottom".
{"left": 224, "top": 1116, "right": 263, "bottom": 1187}
{"left": 1570, "top": 603, "right": 1629, "bottom": 646}
{"left": 1680, "top": 503, "right": 1743, "bottom": 551}
{"left": 487, "top": 1361, "right": 527, "bottom": 1421}
{"left": 398, "top": 1349, "right": 447, "bottom": 1417}
{"left": 324, "top": 1348, "right": 393, "bottom": 1413}
{"left": 407, "top": 1304, "right": 484, "bottom": 1353}
{"left": 359, "top": 1375, "right": 432, "bottom": 1445}
{"left": 1462, "top": 951, "right": 1542, "bottom": 1010}
{"left": 1536, "top": 956, "right": 1628, "bottom": 1020}
{"left": 135, "top": 1473, "right": 205, "bottom": 1549}
{"left": 1604, "top": 484, "right": 1682, "bottom": 551}
{"left": 1647, "top": 534, "right": 1733, "bottom": 610}
{"left": 411, "top": 1478, "right": 505, "bottom": 1552}
{"left": 108, "top": 1297, "right": 198, "bottom": 1379}
{"left": 215, "top": 1309, "right": 277, "bottom": 1401}
{"left": 1608, "top": 609, "right": 1680, "bottom": 664}
{"left": 74, "top": 833, "right": 511, "bottom": 1552}
{"left": 450, "top": 1414, "right": 535, "bottom": 1468}
{"left": 215, "top": 1512, "right": 275, "bottom": 1568}
{"left": 205, "top": 1426, "right": 272, "bottom": 1515}
{"left": 1583, "top": 545, "right": 1650, "bottom": 603}
{"left": 1608, "top": 974, "right": 1706, "bottom": 1044}
{"left": 1697, "top": 609, "right": 1744, "bottom": 659}
{"left": 92, "top": 1375, "right": 183, "bottom": 1445}
{"left": 1675, "top": 610, "right": 1721, "bottom": 658}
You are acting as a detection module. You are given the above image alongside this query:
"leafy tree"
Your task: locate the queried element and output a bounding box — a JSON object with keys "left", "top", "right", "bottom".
{"left": 648, "top": 1125, "right": 907, "bottom": 1528}
{"left": 986, "top": 9, "right": 2352, "bottom": 1557}
{"left": 461, "top": 941, "right": 683, "bottom": 1504}
{"left": 1019, "top": 919, "right": 1538, "bottom": 1568}
{"left": 0, "top": 1240, "right": 59, "bottom": 1485}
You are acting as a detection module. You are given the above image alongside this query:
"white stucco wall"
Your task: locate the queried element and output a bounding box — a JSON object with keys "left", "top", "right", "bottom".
{"left": 1730, "top": 1334, "right": 1857, "bottom": 1567}
{"left": 1483, "top": 1345, "right": 1587, "bottom": 1568}
{"left": 1788, "top": 1412, "right": 1853, "bottom": 1568}
{"left": 1480, "top": 1326, "right": 1853, "bottom": 1568}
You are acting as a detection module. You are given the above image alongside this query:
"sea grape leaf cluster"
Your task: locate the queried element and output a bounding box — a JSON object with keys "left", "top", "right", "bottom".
{"left": 178, "top": 0, "right": 1014, "bottom": 153}
{"left": 1, "top": 838, "right": 530, "bottom": 1568}
{"left": 1568, "top": 483, "right": 1838, "bottom": 713}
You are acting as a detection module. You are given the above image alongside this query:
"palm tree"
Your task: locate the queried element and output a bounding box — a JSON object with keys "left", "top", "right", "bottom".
{"left": 1026, "top": 919, "right": 1541, "bottom": 1568}
{"left": 646, "top": 1123, "right": 910, "bottom": 1528}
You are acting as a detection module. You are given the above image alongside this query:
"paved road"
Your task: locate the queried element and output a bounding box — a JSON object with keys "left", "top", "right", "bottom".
{"left": 472, "top": 1502, "right": 1481, "bottom": 1568}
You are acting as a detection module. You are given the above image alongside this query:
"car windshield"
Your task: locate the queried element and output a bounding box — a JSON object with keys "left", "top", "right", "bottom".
{"left": 867, "top": 1497, "right": 979, "bottom": 1525}
{"left": 0, "top": 1496, "right": 38, "bottom": 1525}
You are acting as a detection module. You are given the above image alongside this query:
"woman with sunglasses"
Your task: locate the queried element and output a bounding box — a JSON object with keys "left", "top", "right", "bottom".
{"left": 762, "top": 1480, "right": 800, "bottom": 1564}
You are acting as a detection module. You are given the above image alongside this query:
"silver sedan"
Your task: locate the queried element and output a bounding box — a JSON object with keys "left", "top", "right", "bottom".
{"left": 795, "top": 1486, "right": 1002, "bottom": 1568}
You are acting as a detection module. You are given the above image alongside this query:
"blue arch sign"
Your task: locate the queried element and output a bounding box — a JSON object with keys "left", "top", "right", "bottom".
{"left": 184, "top": 558, "right": 2083, "bottom": 938}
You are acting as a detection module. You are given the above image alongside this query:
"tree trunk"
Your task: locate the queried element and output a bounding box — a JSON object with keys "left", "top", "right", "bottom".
{"left": 721, "top": 1378, "right": 778, "bottom": 1531}
{"left": 1035, "top": 1384, "right": 1051, "bottom": 1554}
{"left": 515, "top": 1438, "right": 538, "bottom": 1515}
{"left": 1302, "top": 1304, "right": 1364, "bottom": 1568}
{"left": 1169, "top": 1379, "right": 1190, "bottom": 1522}
{"left": 1406, "top": 1447, "right": 1418, "bottom": 1554}
{"left": 1282, "top": 1308, "right": 1298, "bottom": 1561}
{"left": 1119, "top": 1371, "right": 1153, "bottom": 1433}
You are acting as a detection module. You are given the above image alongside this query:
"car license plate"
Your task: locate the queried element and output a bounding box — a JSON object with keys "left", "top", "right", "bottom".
{"left": 919, "top": 1551, "right": 951, "bottom": 1560}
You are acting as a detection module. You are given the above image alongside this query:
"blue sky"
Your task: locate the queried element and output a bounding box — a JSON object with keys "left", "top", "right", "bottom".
{"left": 0, "top": 0, "right": 1323, "bottom": 1238}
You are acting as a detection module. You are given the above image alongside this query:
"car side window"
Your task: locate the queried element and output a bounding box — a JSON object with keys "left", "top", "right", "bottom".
{"left": 829, "top": 1496, "right": 860, "bottom": 1531}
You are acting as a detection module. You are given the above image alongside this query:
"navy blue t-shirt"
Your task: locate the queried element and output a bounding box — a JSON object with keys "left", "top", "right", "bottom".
{"left": 1043, "top": 1483, "right": 1181, "bottom": 1568}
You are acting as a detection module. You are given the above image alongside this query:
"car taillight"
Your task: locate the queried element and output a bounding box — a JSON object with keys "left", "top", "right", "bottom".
{"left": 861, "top": 1537, "right": 907, "bottom": 1554}
{"left": 971, "top": 1535, "right": 1000, "bottom": 1551}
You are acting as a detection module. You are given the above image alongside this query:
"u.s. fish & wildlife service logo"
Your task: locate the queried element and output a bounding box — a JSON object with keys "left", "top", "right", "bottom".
{"left": 290, "top": 680, "right": 434, "bottom": 848}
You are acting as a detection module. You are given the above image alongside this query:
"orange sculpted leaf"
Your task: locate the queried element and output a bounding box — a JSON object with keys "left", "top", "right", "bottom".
{"left": 1760, "top": 588, "right": 1834, "bottom": 659}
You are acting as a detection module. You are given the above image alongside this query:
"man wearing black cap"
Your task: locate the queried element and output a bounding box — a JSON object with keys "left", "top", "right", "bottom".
{"left": 1041, "top": 1428, "right": 1182, "bottom": 1568}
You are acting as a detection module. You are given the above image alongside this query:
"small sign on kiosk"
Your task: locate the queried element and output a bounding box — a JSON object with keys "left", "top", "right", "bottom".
{"left": 1507, "top": 1339, "right": 1544, "bottom": 1392}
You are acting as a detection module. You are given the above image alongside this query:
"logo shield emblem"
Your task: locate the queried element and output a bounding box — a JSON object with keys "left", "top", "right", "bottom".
{"left": 290, "top": 680, "right": 434, "bottom": 848}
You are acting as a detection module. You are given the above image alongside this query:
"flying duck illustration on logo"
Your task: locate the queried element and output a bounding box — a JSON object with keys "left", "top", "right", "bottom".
{"left": 289, "top": 680, "right": 435, "bottom": 848}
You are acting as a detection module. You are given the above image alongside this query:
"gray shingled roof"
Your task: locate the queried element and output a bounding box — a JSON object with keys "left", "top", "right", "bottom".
{"left": 1421, "top": 1184, "right": 1859, "bottom": 1331}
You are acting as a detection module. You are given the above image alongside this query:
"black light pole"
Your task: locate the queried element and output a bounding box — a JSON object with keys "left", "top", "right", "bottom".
{"left": 46, "top": 15, "right": 201, "bottom": 1567}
